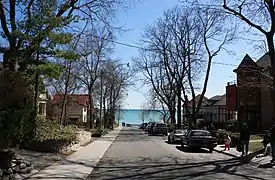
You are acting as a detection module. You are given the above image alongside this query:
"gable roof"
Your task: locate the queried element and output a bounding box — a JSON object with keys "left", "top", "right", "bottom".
{"left": 209, "top": 95, "right": 223, "bottom": 101}
{"left": 234, "top": 54, "right": 260, "bottom": 72}
{"left": 256, "top": 53, "right": 271, "bottom": 68}
{"left": 212, "top": 94, "right": 226, "bottom": 106}
{"left": 52, "top": 94, "right": 90, "bottom": 106}
{"left": 186, "top": 95, "right": 208, "bottom": 107}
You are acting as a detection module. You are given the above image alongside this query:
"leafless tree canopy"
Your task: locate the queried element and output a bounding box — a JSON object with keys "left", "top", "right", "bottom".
{"left": 136, "top": 4, "right": 235, "bottom": 126}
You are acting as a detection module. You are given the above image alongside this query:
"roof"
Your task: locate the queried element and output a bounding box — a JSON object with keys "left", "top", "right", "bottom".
{"left": 186, "top": 95, "right": 208, "bottom": 106}
{"left": 234, "top": 54, "right": 261, "bottom": 72}
{"left": 256, "top": 53, "right": 271, "bottom": 68}
{"left": 52, "top": 94, "right": 90, "bottom": 106}
{"left": 209, "top": 95, "right": 223, "bottom": 101}
{"left": 212, "top": 94, "right": 226, "bottom": 106}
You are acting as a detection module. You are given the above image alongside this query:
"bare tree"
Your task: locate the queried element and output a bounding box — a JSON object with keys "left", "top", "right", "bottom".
{"left": 143, "top": 89, "right": 170, "bottom": 123}
{"left": 93, "top": 60, "right": 132, "bottom": 129}
{"left": 76, "top": 25, "right": 114, "bottom": 129}
{"left": 135, "top": 48, "right": 177, "bottom": 124}
{"left": 219, "top": 0, "right": 275, "bottom": 118}
{"left": 137, "top": 5, "right": 234, "bottom": 127}
{"left": 180, "top": 6, "right": 235, "bottom": 126}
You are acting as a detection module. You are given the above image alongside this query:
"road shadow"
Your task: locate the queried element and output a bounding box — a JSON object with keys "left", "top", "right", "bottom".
{"left": 258, "top": 163, "right": 274, "bottom": 169}
{"left": 164, "top": 140, "right": 181, "bottom": 145}
{"left": 87, "top": 155, "right": 270, "bottom": 180}
{"left": 175, "top": 146, "right": 212, "bottom": 154}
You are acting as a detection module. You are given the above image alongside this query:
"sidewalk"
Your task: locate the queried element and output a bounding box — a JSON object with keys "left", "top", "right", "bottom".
{"left": 27, "top": 127, "right": 122, "bottom": 180}
{"left": 214, "top": 144, "right": 273, "bottom": 166}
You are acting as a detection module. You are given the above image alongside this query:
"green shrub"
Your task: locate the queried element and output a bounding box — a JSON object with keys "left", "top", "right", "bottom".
{"left": 91, "top": 129, "right": 103, "bottom": 137}
{"left": 90, "top": 128, "right": 110, "bottom": 137}
{"left": 34, "top": 118, "right": 77, "bottom": 142}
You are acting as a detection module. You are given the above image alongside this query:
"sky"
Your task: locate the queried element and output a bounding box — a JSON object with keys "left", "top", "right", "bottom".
{"left": 111, "top": 0, "right": 266, "bottom": 109}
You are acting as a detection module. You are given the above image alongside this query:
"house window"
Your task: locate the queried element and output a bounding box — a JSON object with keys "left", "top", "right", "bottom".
{"left": 38, "top": 103, "right": 46, "bottom": 116}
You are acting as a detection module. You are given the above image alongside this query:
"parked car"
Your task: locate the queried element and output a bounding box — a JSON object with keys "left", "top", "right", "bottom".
{"left": 140, "top": 122, "right": 148, "bottom": 129}
{"left": 147, "top": 122, "right": 156, "bottom": 135}
{"left": 168, "top": 129, "right": 188, "bottom": 144}
{"left": 144, "top": 122, "right": 154, "bottom": 133}
{"left": 181, "top": 130, "right": 217, "bottom": 152}
{"left": 150, "top": 122, "right": 168, "bottom": 136}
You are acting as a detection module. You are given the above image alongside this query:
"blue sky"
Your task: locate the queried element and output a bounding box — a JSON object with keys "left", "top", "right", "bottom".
{"left": 112, "top": 0, "right": 265, "bottom": 109}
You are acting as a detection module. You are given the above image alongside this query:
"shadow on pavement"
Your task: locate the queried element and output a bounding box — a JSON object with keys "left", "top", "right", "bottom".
{"left": 87, "top": 156, "right": 269, "bottom": 180}
{"left": 175, "top": 146, "right": 212, "bottom": 154}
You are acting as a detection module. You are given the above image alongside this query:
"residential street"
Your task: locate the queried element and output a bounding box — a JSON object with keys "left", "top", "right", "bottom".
{"left": 88, "top": 127, "right": 275, "bottom": 180}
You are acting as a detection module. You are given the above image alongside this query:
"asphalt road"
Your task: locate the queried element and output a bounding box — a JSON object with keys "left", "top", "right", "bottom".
{"left": 88, "top": 127, "right": 275, "bottom": 180}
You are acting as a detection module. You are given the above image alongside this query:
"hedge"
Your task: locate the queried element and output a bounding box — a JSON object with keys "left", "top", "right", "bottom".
{"left": 34, "top": 118, "right": 77, "bottom": 142}
{"left": 22, "top": 119, "right": 77, "bottom": 153}
{"left": 90, "top": 128, "right": 109, "bottom": 137}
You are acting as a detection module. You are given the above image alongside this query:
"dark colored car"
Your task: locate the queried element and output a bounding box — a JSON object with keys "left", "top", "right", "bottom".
{"left": 168, "top": 129, "right": 188, "bottom": 144}
{"left": 144, "top": 122, "right": 154, "bottom": 133}
{"left": 147, "top": 122, "right": 156, "bottom": 135}
{"left": 150, "top": 123, "right": 168, "bottom": 136}
{"left": 181, "top": 130, "right": 217, "bottom": 152}
{"left": 140, "top": 122, "right": 148, "bottom": 129}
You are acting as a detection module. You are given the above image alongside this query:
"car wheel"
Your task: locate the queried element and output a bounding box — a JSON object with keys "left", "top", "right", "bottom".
{"left": 209, "top": 148, "right": 214, "bottom": 153}
{"left": 187, "top": 142, "right": 192, "bottom": 150}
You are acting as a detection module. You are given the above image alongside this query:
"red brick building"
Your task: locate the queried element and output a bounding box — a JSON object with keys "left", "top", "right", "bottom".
{"left": 226, "top": 54, "right": 273, "bottom": 132}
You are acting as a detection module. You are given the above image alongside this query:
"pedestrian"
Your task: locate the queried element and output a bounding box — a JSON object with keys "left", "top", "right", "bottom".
{"left": 224, "top": 134, "right": 231, "bottom": 151}
{"left": 262, "top": 130, "right": 270, "bottom": 149}
{"left": 269, "top": 123, "right": 275, "bottom": 163}
{"left": 240, "top": 123, "right": 250, "bottom": 156}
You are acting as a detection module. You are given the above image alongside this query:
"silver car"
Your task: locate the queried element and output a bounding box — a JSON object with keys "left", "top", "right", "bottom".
{"left": 168, "top": 129, "right": 188, "bottom": 144}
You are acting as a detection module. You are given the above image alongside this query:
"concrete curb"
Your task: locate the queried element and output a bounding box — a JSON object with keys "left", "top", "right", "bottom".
{"left": 27, "top": 127, "right": 122, "bottom": 180}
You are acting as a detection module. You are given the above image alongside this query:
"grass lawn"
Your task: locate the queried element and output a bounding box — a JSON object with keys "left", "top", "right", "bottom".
{"left": 249, "top": 141, "right": 264, "bottom": 152}
{"left": 250, "top": 135, "right": 263, "bottom": 140}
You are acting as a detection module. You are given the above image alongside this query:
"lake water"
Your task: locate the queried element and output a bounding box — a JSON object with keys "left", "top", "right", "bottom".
{"left": 115, "top": 109, "right": 166, "bottom": 126}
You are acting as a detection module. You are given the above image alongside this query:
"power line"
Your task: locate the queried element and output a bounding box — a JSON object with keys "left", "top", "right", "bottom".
{"left": 80, "top": 32, "right": 239, "bottom": 68}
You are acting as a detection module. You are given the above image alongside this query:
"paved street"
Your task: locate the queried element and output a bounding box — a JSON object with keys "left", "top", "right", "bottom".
{"left": 88, "top": 127, "right": 275, "bottom": 180}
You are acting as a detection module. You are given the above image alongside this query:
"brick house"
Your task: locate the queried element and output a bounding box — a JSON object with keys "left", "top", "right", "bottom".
{"left": 183, "top": 95, "right": 237, "bottom": 126}
{"left": 226, "top": 53, "right": 273, "bottom": 133}
{"left": 52, "top": 94, "right": 97, "bottom": 126}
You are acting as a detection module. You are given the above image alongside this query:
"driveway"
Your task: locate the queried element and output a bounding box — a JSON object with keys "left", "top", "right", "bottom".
{"left": 88, "top": 127, "right": 275, "bottom": 180}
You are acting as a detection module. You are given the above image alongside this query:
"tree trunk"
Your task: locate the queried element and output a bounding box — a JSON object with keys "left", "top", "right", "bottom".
{"left": 177, "top": 86, "right": 182, "bottom": 128}
{"left": 170, "top": 108, "right": 176, "bottom": 125}
{"left": 88, "top": 89, "right": 93, "bottom": 129}
{"left": 267, "top": 34, "right": 275, "bottom": 121}
{"left": 103, "top": 96, "right": 107, "bottom": 128}
{"left": 60, "top": 61, "right": 71, "bottom": 128}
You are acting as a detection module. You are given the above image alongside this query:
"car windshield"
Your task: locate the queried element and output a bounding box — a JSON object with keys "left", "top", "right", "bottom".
{"left": 175, "top": 130, "right": 184, "bottom": 134}
{"left": 190, "top": 131, "right": 211, "bottom": 136}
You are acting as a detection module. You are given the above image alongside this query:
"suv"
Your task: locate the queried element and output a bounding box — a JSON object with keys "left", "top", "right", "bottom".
{"left": 151, "top": 123, "right": 168, "bottom": 136}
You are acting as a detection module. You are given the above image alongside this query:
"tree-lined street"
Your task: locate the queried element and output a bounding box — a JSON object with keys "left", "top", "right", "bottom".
{"left": 88, "top": 127, "right": 275, "bottom": 180}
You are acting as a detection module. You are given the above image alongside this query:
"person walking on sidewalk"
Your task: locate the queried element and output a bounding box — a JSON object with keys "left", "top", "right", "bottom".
{"left": 224, "top": 134, "right": 231, "bottom": 151}
{"left": 240, "top": 123, "right": 250, "bottom": 156}
{"left": 269, "top": 123, "right": 275, "bottom": 163}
